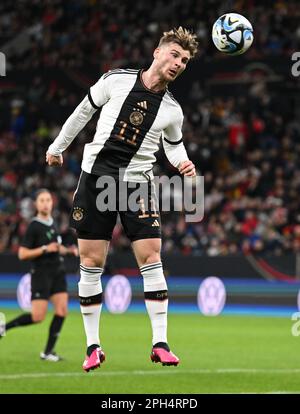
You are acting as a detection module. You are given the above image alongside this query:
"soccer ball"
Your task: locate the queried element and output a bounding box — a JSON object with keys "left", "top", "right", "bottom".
{"left": 212, "top": 13, "right": 254, "bottom": 55}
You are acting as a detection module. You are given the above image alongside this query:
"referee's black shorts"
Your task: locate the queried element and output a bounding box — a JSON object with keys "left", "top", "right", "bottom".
{"left": 31, "top": 263, "right": 67, "bottom": 301}
{"left": 70, "top": 171, "right": 161, "bottom": 241}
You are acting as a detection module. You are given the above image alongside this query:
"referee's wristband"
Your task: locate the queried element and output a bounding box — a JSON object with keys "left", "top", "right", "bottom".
{"left": 41, "top": 245, "right": 47, "bottom": 254}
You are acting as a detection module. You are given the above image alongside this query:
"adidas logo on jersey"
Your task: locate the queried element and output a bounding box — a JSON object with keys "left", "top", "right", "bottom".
{"left": 137, "top": 101, "right": 147, "bottom": 109}
{"left": 152, "top": 219, "right": 160, "bottom": 227}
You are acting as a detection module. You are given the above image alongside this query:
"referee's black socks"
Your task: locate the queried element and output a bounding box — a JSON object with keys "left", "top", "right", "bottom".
{"left": 44, "top": 315, "right": 65, "bottom": 354}
{"left": 5, "top": 313, "right": 33, "bottom": 330}
{"left": 4, "top": 313, "right": 65, "bottom": 355}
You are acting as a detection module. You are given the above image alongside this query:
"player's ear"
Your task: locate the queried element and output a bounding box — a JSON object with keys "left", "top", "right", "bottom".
{"left": 153, "top": 47, "right": 160, "bottom": 59}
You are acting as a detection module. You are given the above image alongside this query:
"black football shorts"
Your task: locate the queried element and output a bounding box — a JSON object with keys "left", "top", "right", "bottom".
{"left": 31, "top": 264, "right": 67, "bottom": 301}
{"left": 70, "top": 171, "right": 161, "bottom": 241}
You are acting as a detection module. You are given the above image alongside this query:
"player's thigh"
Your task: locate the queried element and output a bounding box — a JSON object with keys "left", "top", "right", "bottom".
{"left": 78, "top": 238, "right": 110, "bottom": 268}
{"left": 31, "top": 299, "right": 48, "bottom": 322}
{"left": 119, "top": 180, "right": 161, "bottom": 247}
{"left": 132, "top": 238, "right": 162, "bottom": 267}
{"left": 70, "top": 171, "right": 117, "bottom": 240}
{"left": 50, "top": 292, "right": 68, "bottom": 317}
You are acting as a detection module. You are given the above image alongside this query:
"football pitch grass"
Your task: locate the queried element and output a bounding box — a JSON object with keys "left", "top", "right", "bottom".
{"left": 0, "top": 310, "right": 300, "bottom": 394}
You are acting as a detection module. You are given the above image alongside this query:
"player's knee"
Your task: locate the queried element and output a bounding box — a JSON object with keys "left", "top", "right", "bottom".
{"left": 32, "top": 313, "right": 46, "bottom": 323}
{"left": 56, "top": 308, "right": 68, "bottom": 318}
{"left": 141, "top": 253, "right": 161, "bottom": 266}
{"left": 80, "top": 255, "right": 103, "bottom": 269}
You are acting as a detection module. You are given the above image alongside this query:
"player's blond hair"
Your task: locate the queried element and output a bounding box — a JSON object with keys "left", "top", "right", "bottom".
{"left": 158, "top": 26, "right": 198, "bottom": 58}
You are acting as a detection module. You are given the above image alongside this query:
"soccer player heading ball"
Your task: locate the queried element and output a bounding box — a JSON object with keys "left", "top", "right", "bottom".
{"left": 46, "top": 27, "right": 198, "bottom": 371}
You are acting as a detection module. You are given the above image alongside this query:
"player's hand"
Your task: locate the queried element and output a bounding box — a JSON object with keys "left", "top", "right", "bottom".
{"left": 178, "top": 160, "right": 196, "bottom": 177}
{"left": 46, "top": 152, "right": 63, "bottom": 167}
{"left": 46, "top": 242, "right": 60, "bottom": 253}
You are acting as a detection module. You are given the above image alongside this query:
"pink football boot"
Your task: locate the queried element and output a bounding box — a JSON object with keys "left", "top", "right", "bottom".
{"left": 82, "top": 347, "right": 105, "bottom": 372}
{"left": 150, "top": 347, "right": 180, "bottom": 366}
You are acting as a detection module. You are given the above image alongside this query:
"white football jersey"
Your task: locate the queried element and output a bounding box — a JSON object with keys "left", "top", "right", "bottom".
{"left": 48, "top": 68, "right": 188, "bottom": 182}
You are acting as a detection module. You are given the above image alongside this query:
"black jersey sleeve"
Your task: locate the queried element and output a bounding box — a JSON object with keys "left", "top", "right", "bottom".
{"left": 21, "top": 222, "right": 37, "bottom": 249}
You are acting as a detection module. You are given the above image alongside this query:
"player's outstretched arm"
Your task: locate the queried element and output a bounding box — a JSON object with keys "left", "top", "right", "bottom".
{"left": 46, "top": 73, "right": 111, "bottom": 165}
{"left": 46, "top": 95, "right": 98, "bottom": 164}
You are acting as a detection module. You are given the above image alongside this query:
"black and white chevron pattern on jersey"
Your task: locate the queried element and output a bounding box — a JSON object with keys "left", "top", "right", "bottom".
{"left": 103, "top": 68, "right": 139, "bottom": 80}
{"left": 91, "top": 70, "right": 165, "bottom": 178}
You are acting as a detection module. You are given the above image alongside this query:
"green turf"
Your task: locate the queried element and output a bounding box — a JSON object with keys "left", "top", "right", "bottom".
{"left": 0, "top": 309, "right": 300, "bottom": 394}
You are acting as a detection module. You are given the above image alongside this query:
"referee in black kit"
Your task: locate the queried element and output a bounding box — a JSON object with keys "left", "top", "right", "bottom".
{"left": 0, "top": 189, "right": 78, "bottom": 361}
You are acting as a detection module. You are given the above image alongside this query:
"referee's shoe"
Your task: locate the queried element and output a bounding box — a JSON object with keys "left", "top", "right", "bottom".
{"left": 40, "top": 352, "right": 63, "bottom": 362}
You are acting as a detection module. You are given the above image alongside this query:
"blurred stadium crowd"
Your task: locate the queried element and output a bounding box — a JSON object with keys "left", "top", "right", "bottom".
{"left": 1, "top": 0, "right": 300, "bottom": 256}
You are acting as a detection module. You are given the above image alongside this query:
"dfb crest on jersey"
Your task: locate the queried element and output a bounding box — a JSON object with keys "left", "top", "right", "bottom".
{"left": 72, "top": 207, "right": 84, "bottom": 221}
{"left": 129, "top": 111, "right": 144, "bottom": 126}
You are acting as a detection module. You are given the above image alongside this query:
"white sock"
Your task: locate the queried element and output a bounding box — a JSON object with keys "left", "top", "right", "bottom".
{"left": 140, "top": 262, "right": 168, "bottom": 346}
{"left": 78, "top": 264, "right": 103, "bottom": 348}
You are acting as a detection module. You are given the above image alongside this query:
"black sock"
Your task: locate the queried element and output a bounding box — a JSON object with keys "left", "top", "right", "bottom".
{"left": 44, "top": 315, "right": 65, "bottom": 354}
{"left": 6, "top": 313, "right": 33, "bottom": 331}
{"left": 153, "top": 342, "right": 170, "bottom": 352}
{"left": 87, "top": 344, "right": 100, "bottom": 357}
